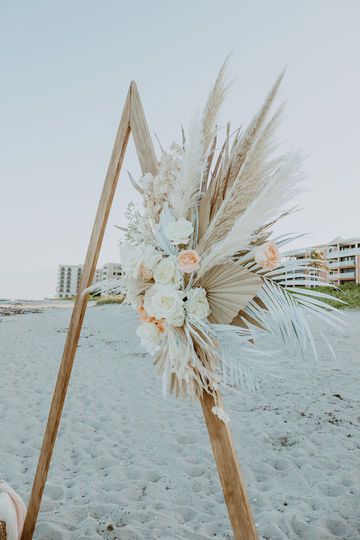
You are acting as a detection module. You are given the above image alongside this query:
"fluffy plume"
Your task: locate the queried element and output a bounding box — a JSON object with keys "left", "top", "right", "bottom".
{"left": 171, "top": 61, "right": 229, "bottom": 220}
{"left": 172, "top": 115, "right": 205, "bottom": 220}
{"left": 201, "top": 57, "right": 230, "bottom": 153}
{"left": 198, "top": 152, "right": 304, "bottom": 277}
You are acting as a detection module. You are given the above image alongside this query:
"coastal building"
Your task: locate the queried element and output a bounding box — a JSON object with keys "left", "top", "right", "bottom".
{"left": 283, "top": 236, "right": 360, "bottom": 287}
{"left": 56, "top": 265, "right": 83, "bottom": 298}
{"left": 101, "top": 263, "right": 122, "bottom": 281}
{"left": 327, "top": 236, "right": 360, "bottom": 285}
{"left": 56, "top": 263, "right": 122, "bottom": 298}
{"left": 284, "top": 245, "right": 329, "bottom": 287}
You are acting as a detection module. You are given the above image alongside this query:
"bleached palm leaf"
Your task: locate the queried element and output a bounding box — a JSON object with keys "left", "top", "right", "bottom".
{"left": 242, "top": 279, "right": 343, "bottom": 359}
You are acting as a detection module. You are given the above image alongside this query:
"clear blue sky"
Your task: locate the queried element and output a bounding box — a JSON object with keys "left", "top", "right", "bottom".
{"left": 1, "top": 1, "right": 359, "bottom": 299}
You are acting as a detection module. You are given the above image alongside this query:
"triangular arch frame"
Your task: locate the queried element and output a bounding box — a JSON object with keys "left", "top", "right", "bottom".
{"left": 21, "top": 83, "right": 258, "bottom": 540}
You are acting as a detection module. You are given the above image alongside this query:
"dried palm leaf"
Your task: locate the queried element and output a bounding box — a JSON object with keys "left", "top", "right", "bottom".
{"left": 199, "top": 262, "right": 262, "bottom": 324}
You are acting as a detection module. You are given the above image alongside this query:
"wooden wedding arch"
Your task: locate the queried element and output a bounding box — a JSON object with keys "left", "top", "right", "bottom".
{"left": 21, "top": 82, "right": 258, "bottom": 540}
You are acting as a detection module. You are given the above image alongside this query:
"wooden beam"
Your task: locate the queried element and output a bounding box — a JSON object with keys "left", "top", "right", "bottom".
{"left": 21, "top": 87, "right": 132, "bottom": 540}
{"left": 129, "top": 81, "right": 158, "bottom": 176}
{"left": 201, "top": 391, "right": 259, "bottom": 540}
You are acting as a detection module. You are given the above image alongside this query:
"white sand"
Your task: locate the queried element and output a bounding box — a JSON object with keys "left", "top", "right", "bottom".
{"left": 0, "top": 305, "right": 359, "bottom": 539}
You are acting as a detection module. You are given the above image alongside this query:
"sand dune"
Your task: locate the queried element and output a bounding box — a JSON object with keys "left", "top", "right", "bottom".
{"left": 0, "top": 305, "right": 359, "bottom": 539}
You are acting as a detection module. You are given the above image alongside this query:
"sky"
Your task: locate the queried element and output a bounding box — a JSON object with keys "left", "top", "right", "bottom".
{"left": 1, "top": 0, "right": 359, "bottom": 299}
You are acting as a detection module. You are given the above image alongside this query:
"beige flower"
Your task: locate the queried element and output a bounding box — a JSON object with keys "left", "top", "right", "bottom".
{"left": 254, "top": 242, "right": 281, "bottom": 270}
{"left": 177, "top": 250, "right": 201, "bottom": 273}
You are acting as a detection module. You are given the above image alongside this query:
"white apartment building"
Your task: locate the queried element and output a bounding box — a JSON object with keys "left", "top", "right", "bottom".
{"left": 56, "top": 263, "right": 122, "bottom": 298}
{"left": 56, "top": 265, "right": 83, "bottom": 298}
{"left": 283, "top": 245, "right": 328, "bottom": 287}
{"left": 284, "top": 236, "right": 360, "bottom": 287}
{"left": 101, "top": 263, "right": 122, "bottom": 281}
{"left": 327, "top": 236, "right": 360, "bottom": 285}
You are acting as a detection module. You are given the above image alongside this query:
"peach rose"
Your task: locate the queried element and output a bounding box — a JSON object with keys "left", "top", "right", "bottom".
{"left": 137, "top": 304, "right": 165, "bottom": 330}
{"left": 177, "top": 250, "right": 201, "bottom": 273}
{"left": 254, "top": 242, "right": 281, "bottom": 270}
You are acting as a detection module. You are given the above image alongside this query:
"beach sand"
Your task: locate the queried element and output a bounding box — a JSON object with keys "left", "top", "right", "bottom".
{"left": 0, "top": 305, "right": 359, "bottom": 539}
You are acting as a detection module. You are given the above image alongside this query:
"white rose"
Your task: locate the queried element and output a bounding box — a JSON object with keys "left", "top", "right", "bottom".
{"left": 121, "top": 242, "right": 162, "bottom": 280}
{"left": 136, "top": 322, "right": 162, "bottom": 355}
{"left": 153, "top": 257, "right": 182, "bottom": 287}
{"left": 140, "top": 244, "right": 162, "bottom": 280}
{"left": 149, "top": 285, "right": 185, "bottom": 327}
{"left": 165, "top": 218, "right": 194, "bottom": 245}
{"left": 185, "top": 287, "right": 210, "bottom": 320}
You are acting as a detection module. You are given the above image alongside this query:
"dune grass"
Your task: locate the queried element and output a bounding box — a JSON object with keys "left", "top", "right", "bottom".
{"left": 95, "top": 296, "right": 125, "bottom": 306}
{"left": 309, "top": 283, "right": 360, "bottom": 309}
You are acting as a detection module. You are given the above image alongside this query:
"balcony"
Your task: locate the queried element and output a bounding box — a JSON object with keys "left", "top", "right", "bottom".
{"left": 339, "top": 271, "right": 356, "bottom": 279}
{"left": 329, "top": 260, "right": 355, "bottom": 268}
{"left": 328, "top": 248, "right": 359, "bottom": 258}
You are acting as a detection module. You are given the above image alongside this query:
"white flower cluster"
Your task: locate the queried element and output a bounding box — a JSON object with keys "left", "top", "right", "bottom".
{"left": 121, "top": 215, "right": 210, "bottom": 356}
{"left": 140, "top": 146, "right": 182, "bottom": 223}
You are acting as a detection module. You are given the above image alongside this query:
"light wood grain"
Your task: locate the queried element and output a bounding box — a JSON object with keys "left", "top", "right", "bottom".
{"left": 201, "top": 391, "right": 259, "bottom": 540}
{"left": 21, "top": 87, "right": 132, "bottom": 540}
{"left": 130, "top": 81, "right": 158, "bottom": 176}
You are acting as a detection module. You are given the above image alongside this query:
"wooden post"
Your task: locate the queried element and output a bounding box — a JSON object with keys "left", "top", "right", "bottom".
{"left": 201, "top": 392, "right": 258, "bottom": 540}
{"left": 21, "top": 87, "right": 133, "bottom": 540}
{"left": 21, "top": 82, "right": 258, "bottom": 540}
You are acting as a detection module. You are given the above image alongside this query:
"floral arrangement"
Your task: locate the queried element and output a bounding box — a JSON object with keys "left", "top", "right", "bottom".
{"left": 100, "top": 63, "right": 340, "bottom": 421}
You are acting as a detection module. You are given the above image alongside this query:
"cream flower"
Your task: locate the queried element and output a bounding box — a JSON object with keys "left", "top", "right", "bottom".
{"left": 153, "top": 257, "right": 179, "bottom": 285}
{"left": 121, "top": 242, "right": 161, "bottom": 280}
{"left": 139, "top": 244, "right": 162, "bottom": 280}
{"left": 185, "top": 287, "right": 210, "bottom": 320}
{"left": 136, "top": 322, "right": 163, "bottom": 355}
{"left": 177, "top": 250, "right": 201, "bottom": 273}
{"left": 165, "top": 218, "right": 194, "bottom": 245}
{"left": 254, "top": 242, "right": 281, "bottom": 270}
{"left": 147, "top": 284, "right": 185, "bottom": 327}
